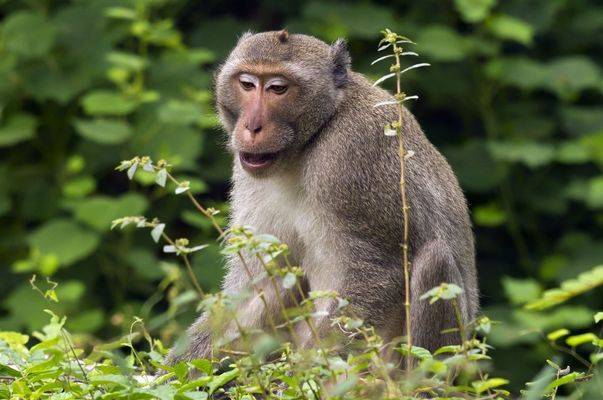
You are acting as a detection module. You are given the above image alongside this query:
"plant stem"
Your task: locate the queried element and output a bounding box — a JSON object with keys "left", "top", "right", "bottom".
{"left": 393, "top": 41, "right": 413, "bottom": 372}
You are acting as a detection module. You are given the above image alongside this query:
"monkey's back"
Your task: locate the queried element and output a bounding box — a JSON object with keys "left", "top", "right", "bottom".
{"left": 303, "top": 72, "right": 479, "bottom": 318}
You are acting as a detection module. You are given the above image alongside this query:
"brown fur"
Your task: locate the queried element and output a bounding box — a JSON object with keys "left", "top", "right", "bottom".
{"left": 168, "top": 31, "right": 478, "bottom": 364}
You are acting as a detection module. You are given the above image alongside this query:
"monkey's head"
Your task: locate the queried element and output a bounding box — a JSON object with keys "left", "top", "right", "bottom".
{"left": 215, "top": 30, "right": 351, "bottom": 175}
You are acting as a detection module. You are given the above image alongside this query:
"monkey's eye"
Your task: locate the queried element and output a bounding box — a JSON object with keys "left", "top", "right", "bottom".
{"left": 240, "top": 80, "right": 255, "bottom": 91}
{"left": 268, "top": 84, "right": 288, "bottom": 95}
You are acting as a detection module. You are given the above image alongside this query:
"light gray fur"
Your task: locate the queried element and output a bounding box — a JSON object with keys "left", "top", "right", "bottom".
{"left": 169, "top": 31, "right": 478, "bottom": 363}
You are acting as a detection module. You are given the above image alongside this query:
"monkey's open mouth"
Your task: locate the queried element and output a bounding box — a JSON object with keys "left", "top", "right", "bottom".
{"left": 239, "top": 152, "right": 279, "bottom": 171}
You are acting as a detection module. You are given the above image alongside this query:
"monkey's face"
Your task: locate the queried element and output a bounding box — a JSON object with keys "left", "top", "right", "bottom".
{"left": 215, "top": 31, "right": 351, "bottom": 176}
{"left": 227, "top": 71, "right": 299, "bottom": 173}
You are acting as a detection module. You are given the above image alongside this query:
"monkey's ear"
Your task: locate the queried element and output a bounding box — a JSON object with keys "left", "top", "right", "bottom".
{"left": 236, "top": 30, "right": 254, "bottom": 45}
{"left": 331, "top": 39, "right": 351, "bottom": 88}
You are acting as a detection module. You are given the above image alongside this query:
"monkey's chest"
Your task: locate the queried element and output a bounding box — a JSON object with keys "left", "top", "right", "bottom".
{"left": 246, "top": 179, "right": 333, "bottom": 272}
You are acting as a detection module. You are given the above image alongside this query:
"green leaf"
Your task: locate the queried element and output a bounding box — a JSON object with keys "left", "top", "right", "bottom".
{"left": 0, "top": 363, "right": 21, "bottom": 378}
{"left": 595, "top": 311, "right": 603, "bottom": 324}
{"left": 544, "top": 372, "right": 585, "bottom": 392}
{"left": 62, "top": 176, "right": 96, "bottom": 198}
{"left": 454, "top": 0, "right": 497, "bottom": 23}
{"left": 544, "top": 57, "right": 601, "bottom": 98}
{"left": 2, "top": 11, "right": 56, "bottom": 58}
{"left": 546, "top": 329, "right": 570, "bottom": 341}
{"left": 488, "top": 140, "right": 555, "bottom": 168}
{"left": 502, "top": 276, "right": 542, "bottom": 305}
{"left": 473, "top": 203, "right": 506, "bottom": 227}
{"left": 565, "top": 332, "right": 598, "bottom": 347}
{"left": 67, "top": 309, "right": 104, "bottom": 333}
{"left": 72, "top": 193, "right": 148, "bottom": 231}
{"left": 107, "top": 51, "right": 147, "bottom": 71}
{"left": 81, "top": 90, "right": 139, "bottom": 116}
{"left": 0, "top": 114, "right": 37, "bottom": 147}
{"left": 74, "top": 118, "right": 133, "bottom": 144}
{"left": 585, "top": 176, "right": 603, "bottom": 208}
{"left": 28, "top": 219, "right": 100, "bottom": 267}
{"left": 207, "top": 368, "right": 239, "bottom": 395}
{"left": 487, "top": 14, "right": 534, "bottom": 45}
{"left": 485, "top": 57, "right": 546, "bottom": 90}
{"left": 397, "top": 345, "right": 432, "bottom": 360}
{"left": 0, "top": 331, "right": 29, "bottom": 351}
{"left": 472, "top": 377, "right": 509, "bottom": 394}
{"left": 526, "top": 265, "right": 603, "bottom": 310}
{"left": 417, "top": 26, "right": 467, "bottom": 62}
{"left": 158, "top": 100, "right": 202, "bottom": 125}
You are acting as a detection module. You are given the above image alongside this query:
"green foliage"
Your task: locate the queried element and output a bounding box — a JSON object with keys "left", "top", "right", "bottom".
{"left": 525, "top": 265, "right": 603, "bottom": 310}
{"left": 1, "top": 0, "right": 603, "bottom": 398}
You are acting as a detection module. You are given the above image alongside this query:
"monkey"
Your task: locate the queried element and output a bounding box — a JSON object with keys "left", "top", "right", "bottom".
{"left": 168, "top": 30, "right": 478, "bottom": 364}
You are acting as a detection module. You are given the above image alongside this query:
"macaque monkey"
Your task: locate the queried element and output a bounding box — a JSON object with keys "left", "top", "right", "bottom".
{"left": 169, "top": 30, "right": 478, "bottom": 363}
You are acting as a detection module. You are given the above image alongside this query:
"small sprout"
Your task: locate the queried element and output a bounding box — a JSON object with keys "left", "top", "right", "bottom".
{"left": 207, "top": 207, "right": 220, "bottom": 216}
{"left": 150, "top": 223, "right": 165, "bottom": 243}
{"left": 156, "top": 159, "right": 169, "bottom": 168}
{"left": 420, "top": 283, "right": 464, "bottom": 304}
{"left": 475, "top": 315, "right": 493, "bottom": 335}
{"left": 141, "top": 156, "right": 153, "bottom": 171}
{"left": 156, "top": 168, "right": 167, "bottom": 187}
{"left": 384, "top": 124, "right": 397, "bottom": 137}
{"left": 164, "top": 237, "right": 208, "bottom": 255}
{"left": 175, "top": 180, "right": 190, "bottom": 194}
{"left": 115, "top": 159, "right": 133, "bottom": 171}
{"left": 111, "top": 216, "right": 147, "bottom": 230}
{"left": 175, "top": 238, "right": 189, "bottom": 247}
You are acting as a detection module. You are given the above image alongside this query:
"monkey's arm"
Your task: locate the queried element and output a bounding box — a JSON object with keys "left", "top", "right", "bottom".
{"left": 167, "top": 256, "right": 292, "bottom": 364}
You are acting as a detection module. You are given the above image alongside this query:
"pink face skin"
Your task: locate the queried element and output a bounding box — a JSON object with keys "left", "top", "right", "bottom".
{"left": 233, "top": 72, "right": 292, "bottom": 173}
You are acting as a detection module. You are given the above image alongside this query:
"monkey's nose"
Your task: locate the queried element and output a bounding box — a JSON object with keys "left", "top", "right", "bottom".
{"left": 245, "top": 122, "right": 262, "bottom": 135}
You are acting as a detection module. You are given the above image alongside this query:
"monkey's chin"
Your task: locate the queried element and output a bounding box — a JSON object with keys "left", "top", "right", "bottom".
{"left": 239, "top": 151, "right": 279, "bottom": 172}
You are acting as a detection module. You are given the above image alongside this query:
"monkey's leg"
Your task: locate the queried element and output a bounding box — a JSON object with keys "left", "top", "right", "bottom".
{"left": 410, "top": 239, "right": 470, "bottom": 353}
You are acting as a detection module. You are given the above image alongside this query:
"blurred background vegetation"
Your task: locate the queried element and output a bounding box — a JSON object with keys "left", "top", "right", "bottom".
{"left": 0, "top": 0, "right": 602, "bottom": 389}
